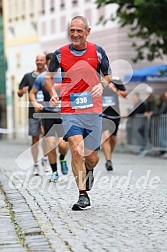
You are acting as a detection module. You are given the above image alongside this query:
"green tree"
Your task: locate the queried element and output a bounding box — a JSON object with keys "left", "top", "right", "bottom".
{"left": 96, "top": 0, "right": 167, "bottom": 62}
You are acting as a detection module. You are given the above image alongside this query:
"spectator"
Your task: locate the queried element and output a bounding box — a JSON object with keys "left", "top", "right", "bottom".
{"left": 157, "top": 91, "right": 167, "bottom": 114}
{"left": 144, "top": 87, "right": 157, "bottom": 118}
{"left": 127, "top": 92, "right": 146, "bottom": 153}
{"left": 129, "top": 92, "right": 146, "bottom": 116}
{"left": 156, "top": 91, "right": 167, "bottom": 152}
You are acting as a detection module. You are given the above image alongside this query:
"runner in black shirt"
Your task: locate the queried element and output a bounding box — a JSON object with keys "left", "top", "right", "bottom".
{"left": 101, "top": 78, "right": 127, "bottom": 171}
{"left": 17, "top": 54, "right": 47, "bottom": 175}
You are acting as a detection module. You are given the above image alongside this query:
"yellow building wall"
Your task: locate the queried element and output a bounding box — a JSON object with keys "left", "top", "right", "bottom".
{"left": 3, "top": 0, "right": 41, "bottom": 139}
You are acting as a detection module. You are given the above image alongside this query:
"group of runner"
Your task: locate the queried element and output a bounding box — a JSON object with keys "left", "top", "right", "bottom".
{"left": 18, "top": 16, "right": 127, "bottom": 211}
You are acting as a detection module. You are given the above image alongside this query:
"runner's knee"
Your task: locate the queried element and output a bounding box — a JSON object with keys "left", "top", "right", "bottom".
{"left": 85, "top": 155, "right": 99, "bottom": 169}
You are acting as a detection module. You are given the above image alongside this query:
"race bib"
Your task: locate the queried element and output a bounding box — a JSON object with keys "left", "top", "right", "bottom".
{"left": 102, "top": 96, "right": 116, "bottom": 107}
{"left": 70, "top": 92, "right": 93, "bottom": 109}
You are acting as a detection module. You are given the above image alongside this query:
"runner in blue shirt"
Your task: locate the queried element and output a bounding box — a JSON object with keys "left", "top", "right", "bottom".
{"left": 29, "top": 53, "right": 69, "bottom": 182}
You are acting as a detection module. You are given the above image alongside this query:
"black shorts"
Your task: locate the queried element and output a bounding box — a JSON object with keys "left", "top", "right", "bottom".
{"left": 43, "top": 114, "right": 64, "bottom": 138}
{"left": 102, "top": 117, "right": 120, "bottom": 136}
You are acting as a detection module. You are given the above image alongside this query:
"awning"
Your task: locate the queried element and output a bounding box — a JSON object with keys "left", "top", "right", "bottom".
{"left": 127, "top": 64, "right": 167, "bottom": 82}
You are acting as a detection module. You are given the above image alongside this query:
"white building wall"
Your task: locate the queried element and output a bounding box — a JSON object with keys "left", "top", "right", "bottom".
{"left": 39, "top": 0, "right": 165, "bottom": 70}
{"left": 40, "top": 0, "right": 118, "bottom": 48}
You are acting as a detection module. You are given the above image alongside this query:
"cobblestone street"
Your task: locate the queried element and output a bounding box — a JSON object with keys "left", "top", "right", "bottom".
{"left": 0, "top": 139, "right": 167, "bottom": 252}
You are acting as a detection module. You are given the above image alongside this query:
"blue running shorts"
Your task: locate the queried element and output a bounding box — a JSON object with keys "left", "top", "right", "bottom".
{"left": 61, "top": 113, "right": 102, "bottom": 151}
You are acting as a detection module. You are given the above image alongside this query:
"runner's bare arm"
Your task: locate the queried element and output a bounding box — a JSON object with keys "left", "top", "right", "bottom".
{"left": 17, "top": 86, "right": 29, "bottom": 97}
{"left": 45, "top": 71, "right": 60, "bottom": 107}
{"left": 91, "top": 74, "right": 112, "bottom": 97}
{"left": 29, "top": 87, "right": 44, "bottom": 112}
{"left": 45, "top": 71, "right": 55, "bottom": 96}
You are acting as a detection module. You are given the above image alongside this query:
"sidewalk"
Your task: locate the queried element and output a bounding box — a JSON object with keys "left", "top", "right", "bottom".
{"left": 0, "top": 139, "right": 167, "bottom": 252}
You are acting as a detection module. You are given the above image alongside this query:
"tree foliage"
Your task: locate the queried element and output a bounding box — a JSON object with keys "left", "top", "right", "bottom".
{"left": 96, "top": 0, "right": 167, "bottom": 62}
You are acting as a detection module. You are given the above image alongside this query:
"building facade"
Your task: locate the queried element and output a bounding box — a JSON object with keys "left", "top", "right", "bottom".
{"left": 39, "top": 0, "right": 135, "bottom": 68}
{"left": 2, "top": 0, "right": 166, "bottom": 139}
{"left": 3, "top": 0, "right": 42, "bottom": 139}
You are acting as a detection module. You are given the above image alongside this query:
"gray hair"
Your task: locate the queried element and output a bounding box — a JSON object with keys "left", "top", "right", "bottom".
{"left": 70, "top": 16, "right": 90, "bottom": 29}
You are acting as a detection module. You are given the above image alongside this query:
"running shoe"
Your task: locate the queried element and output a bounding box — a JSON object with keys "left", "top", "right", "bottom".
{"left": 49, "top": 171, "right": 59, "bottom": 182}
{"left": 60, "top": 156, "right": 68, "bottom": 175}
{"left": 42, "top": 158, "right": 50, "bottom": 172}
{"left": 86, "top": 167, "right": 94, "bottom": 191}
{"left": 72, "top": 194, "right": 91, "bottom": 211}
{"left": 33, "top": 164, "right": 39, "bottom": 176}
{"left": 105, "top": 160, "right": 113, "bottom": 171}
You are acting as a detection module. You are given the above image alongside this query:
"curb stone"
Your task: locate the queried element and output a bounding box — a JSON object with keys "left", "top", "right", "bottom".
{"left": 0, "top": 173, "right": 54, "bottom": 252}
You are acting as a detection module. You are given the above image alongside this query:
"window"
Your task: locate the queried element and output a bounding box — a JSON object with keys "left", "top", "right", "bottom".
{"left": 41, "top": 21, "right": 46, "bottom": 35}
{"left": 60, "top": 16, "right": 66, "bottom": 31}
{"left": 50, "top": 19, "right": 56, "bottom": 33}
{"left": 8, "top": 0, "right": 15, "bottom": 20}
{"left": 15, "top": 0, "right": 19, "bottom": 20}
{"left": 30, "top": 0, "right": 34, "bottom": 17}
{"left": 72, "top": 0, "right": 78, "bottom": 6}
{"left": 85, "top": 8, "right": 92, "bottom": 26}
{"left": 41, "top": 0, "right": 45, "bottom": 14}
{"left": 16, "top": 53, "right": 20, "bottom": 68}
{"left": 98, "top": 6, "right": 105, "bottom": 22}
{"left": 60, "top": 0, "right": 65, "bottom": 9}
{"left": 8, "top": 0, "right": 12, "bottom": 21}
{"left": 50, "top": 0, "right": 55, "bottom": 12}
{"left": 21, "top": 0, "right": 26, "bottom": 19}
